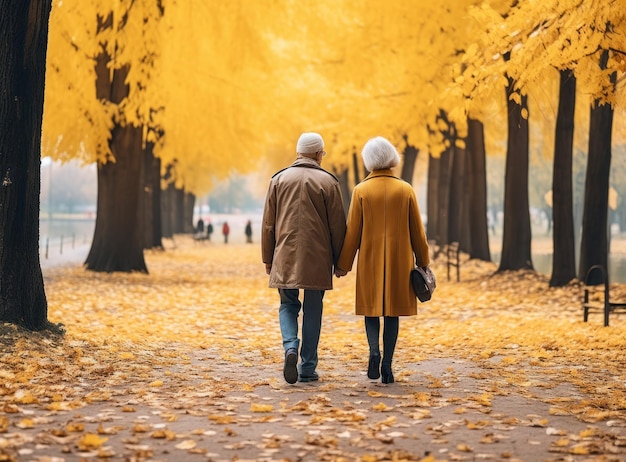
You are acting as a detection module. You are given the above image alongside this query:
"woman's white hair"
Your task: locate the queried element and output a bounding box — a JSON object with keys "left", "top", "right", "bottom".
{"left": 361, "top": 136, "right": 401, "bottom": 172}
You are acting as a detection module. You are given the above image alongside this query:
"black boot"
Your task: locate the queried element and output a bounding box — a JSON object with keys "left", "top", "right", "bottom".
{"left": 381, "top": 363, "right": 394, "bottom": 384}
{"left": 367, "top": 353, "right": 381, "bottom": 379}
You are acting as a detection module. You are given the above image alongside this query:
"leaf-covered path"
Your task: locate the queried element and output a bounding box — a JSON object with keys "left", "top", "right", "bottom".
{"left": 1, "top": 237, "right": 625, "bottom": 461}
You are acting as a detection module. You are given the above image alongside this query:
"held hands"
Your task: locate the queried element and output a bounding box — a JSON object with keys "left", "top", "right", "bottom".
{"left": 334, "top": 268, "right": 348, "bottom": 278}
{"left": 265, "top": 264, "right": 272, "bottom": 275}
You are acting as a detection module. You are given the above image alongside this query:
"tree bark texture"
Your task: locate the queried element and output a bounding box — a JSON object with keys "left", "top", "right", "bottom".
{"left": 86, "top": 123, "right": 147, "bottom": 272}
{"left": 86, "top": 24, "right": 147, "bottom": 272}
{"left": 0, "top": 1, "right": 51, "bottom": 329}
{"left": 579, "top": 50, "right": 615, "bottom": 282}
{"left": 498, "top": 75, "right": 533, "bottom": 271}
{"left": 466, "top": 118, "right": 491, "bottom": 261}
{"left": 550, "top": 70, "right": 577, "bottom": 286}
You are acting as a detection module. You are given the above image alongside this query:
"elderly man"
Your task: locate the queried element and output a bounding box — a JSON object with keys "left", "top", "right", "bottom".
{"left": 262, "top": 132, "right": 346, "bottom": 384}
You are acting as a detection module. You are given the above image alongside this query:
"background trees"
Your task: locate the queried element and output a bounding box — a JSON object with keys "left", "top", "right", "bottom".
{"left": 37, "top": 0, "right": 626, "bottom": 282}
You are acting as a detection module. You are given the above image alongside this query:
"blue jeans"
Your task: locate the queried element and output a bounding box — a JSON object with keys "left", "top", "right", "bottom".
{"left": 278, "top": 288, "right": 324, "bottom": 375}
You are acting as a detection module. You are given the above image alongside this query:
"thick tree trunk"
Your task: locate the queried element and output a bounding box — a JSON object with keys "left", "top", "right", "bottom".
{"left": 467, "top": 118, "right": 491, "bottom": 261}
{"left": 400, "top": 142, "right": 418, "bottom": 184}
{"left": 579, "top": 51, "right": 615, "bottom": 282}
{"left": 550, "top": 70, "right": 577, "bottom": 286}
{"left": 86, "top": 123, "right": 147, "bottom": 272}
{"left": 86, "top": 14, "right": 147, "bottom": 272}
{"left": 0, "top": 0, "right": 52, "bottom": 330}
{"left": 498, "top": 74, "right": 533, "bottom": 271}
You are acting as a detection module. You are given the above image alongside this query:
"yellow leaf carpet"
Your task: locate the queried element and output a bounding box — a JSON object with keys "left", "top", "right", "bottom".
{"left": 1, "top": 236, "right": 624, "bottom": 461}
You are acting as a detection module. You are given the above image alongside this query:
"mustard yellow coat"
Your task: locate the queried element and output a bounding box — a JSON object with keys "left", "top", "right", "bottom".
{"left": 336, "top": 170, "right": 430, "bottom": 317}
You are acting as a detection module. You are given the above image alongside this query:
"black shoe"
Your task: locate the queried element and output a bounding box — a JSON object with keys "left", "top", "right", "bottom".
{"left": 283, "top": 349, "right": 298, "bottom": 384}
{"left": 367, "top": 353, "right": 381, "bottom": 379}
{"left": 298, "top": 371, "right": 319, "bottom": 382}
{"left": 381, "top": 364, "right": 394, "bottom": 384}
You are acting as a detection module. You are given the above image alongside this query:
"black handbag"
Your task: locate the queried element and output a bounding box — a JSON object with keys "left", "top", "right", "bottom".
{"left": 411, "top": 266, "right": 436, "bottom": 302}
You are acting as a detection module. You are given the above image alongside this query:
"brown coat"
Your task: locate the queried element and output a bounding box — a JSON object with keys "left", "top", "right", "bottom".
{"left": 262, "top": 157, "right": 346, "bottom": 290}
{"left": 337, "top": 169, "right": 430, "bottom": 316}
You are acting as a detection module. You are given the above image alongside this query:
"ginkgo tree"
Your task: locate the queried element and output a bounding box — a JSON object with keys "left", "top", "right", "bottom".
{"left": 452, "top": 0, "right": 626, "bottom": 281}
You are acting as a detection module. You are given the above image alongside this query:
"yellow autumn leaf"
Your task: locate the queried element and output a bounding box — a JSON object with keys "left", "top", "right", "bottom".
{"left": 13, "top": 390, "right": 37, "bottom": 404}
{"left": 251, "top": 403, "right": 273, "bottom": 412}
{"left": 77, "top": 433, "right": 108, "bottom": 450}
{"left": 150, "top": 380, "right": 164, "bottom": 387}
{"left": 208, "top": 415, "right": 235, "bottom": 424}
{"left": 372, "top": 402, "right": 391, "bottom": 411}
{"left": 66, "top": 422, "right": 84, "bottom": 432}
{"left": 16, "top": 418, "right": 34, "bottom": 429}
{"left": 151, "top": 429, "right": 177, "bottom": 440}
{"left": 175, "top": 439, "right": 197, "bottom": 450}
{"left": 457, "top": 443, "right": 473, "bottom": 452}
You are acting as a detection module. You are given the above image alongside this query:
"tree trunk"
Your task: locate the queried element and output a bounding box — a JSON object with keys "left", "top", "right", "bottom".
{"left": 352, "top": 151, "right": 362, "bottom": 184}
{"left": 400, "top": 141, "right": 418, "bottom": 184}
{"left": 184, "top": 191, "right": 195, "bottom": 233}
{"left": 466, "top": 118, "right": 491, "bottom": 261}
{"left": 579, "top": 50, "right": 615, "bottom": 282}
{"left": 498, "top": 73, "right": 533, "bottom": 271}
{"left": 426, "top": 153, "right": 440, "bottom": 244}
{"left": 173, "top": 186, "right": 185, "bottom": 233}
{"left": 143, "top": 141, "right": 163, "bottom": 249}
{"left": 0, "top": 0, "right": 53, "bottom": 330}
{"left": 448, "top": 142, "right": 467, "bottom": 248}
{"left": 334, "top": 166, "right": 351, "bottom": 217}
{"left": 161, "top": 182, "right": 174, "bottom": 238}
{"left": 86, "top": 22, "right": 147, "bottom": 272}
{"left": 86, "top": 123, "right": 147, "bottom": 272}
{"left": 550, "top": 70, "right": 576, "bottom": 286}
{"left": 436, "top": 144, "right": 453, "bottom": 246}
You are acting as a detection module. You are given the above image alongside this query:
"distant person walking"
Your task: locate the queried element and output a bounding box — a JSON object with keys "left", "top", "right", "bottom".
{"left": 245, "top": 220, "right": 253, "bottom": 243}
{"left": 222, "top": 221, "right": 230, "bottom": 244}
{"left": 262, "top": 132, "right": 346, "bottom": 384}
{"left": 207, "top": 220, "right": 214, "bottom": 241}
{"left": 335, "top": 136, "right": 430, "bottom": 384}
{"left": 196, "top": 217, "right": 204, "bottom": 234}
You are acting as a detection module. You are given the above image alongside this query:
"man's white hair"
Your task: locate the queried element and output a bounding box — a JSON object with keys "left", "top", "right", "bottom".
{"left": 361, "top": 136, "right": 400, "bottom": 172}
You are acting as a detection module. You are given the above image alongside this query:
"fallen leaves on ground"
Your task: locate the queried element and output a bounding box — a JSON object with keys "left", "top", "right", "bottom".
{"left": 0, "top": 236, "right": 625, "bottom": 461}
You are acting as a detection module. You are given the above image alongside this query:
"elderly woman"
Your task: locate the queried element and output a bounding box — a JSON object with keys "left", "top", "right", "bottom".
{"left": 335, "top": 136, "right": 430, "bottom": 383}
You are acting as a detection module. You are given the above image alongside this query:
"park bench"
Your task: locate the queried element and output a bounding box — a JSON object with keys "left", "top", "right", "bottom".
{"left": 582, "top": 264, "right": 626, "bottom": 327}
{"left": 193, "top": 232, "right": 209, "bottom": 242}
